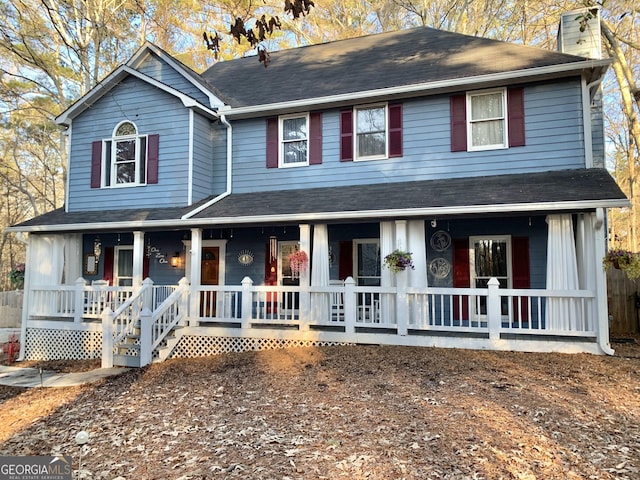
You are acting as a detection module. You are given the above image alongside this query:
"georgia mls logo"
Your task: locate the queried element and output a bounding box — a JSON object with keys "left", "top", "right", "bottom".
{"left": 0, "top": 456, "right": 72, "bottom": 480}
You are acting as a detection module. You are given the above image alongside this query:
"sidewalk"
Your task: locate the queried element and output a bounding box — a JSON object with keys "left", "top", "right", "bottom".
{"left": 0, "top": 365, "right": 128, "bottom": 387}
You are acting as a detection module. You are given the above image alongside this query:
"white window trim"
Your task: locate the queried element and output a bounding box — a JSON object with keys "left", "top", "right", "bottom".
{"left": 354, "top": 103, "right": 388, "bottom": 161}
{"left": 103, "top": 121, "right": 148, "bottom": 188}
{"left": 114, "top": 245, "right": 134, "bottom": 287}
{"left": 469, "top": 235, "right": 512, "bottom": 319}
{"left": 279, "top": 113, "right": 309, "bottom": 168}
{"left": 466, "top": 88, "right": 508, "bottom": 152}
{"left": 353, "top": 238, "right": 381, "bottom": 286}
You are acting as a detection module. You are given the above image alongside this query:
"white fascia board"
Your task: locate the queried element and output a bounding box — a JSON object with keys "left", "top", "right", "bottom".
{"left": 55, "top": 66, "right": 219, "bottom": 126}
{"left": 7, "top": 198, "right": 629, "bottom": 233}
{"left": 223, "top": 59, "right": 611, "bottom": 118}
{"left": 127, "top": 43, "right": 226, "bottom": 109}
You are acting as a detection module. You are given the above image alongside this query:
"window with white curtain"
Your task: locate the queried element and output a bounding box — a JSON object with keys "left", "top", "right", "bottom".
{"left": 104, "top": 121, "right": 148, "bottom": 186}
{"left": 467, "top": 89, "right": 507, "bottom": 150}
{"left": 355, "top": 104, "right": 387, "bottom": 159}
{"left": 280, "top": 114, "right": 308, "bottom": 166}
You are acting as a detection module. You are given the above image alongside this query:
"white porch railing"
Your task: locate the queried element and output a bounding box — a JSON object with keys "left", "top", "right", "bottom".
{"left": 28, "top": 277, "right": 178, "bottom": 322}
{"left": 26, "top": 276, "right": 599, "bottom": 366}
{"left": 192, "top": 276, "right": 596, "bottom": 338}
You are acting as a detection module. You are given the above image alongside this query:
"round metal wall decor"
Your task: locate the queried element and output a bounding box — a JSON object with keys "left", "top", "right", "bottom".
{"left": 429, "top": 257, "right": 451, "bottom": 279}
{"left": 430, "top": 230, "right": 452, "bottom": 252}
{"left": 237, "top": 250, "right": 254, "bottom": 266}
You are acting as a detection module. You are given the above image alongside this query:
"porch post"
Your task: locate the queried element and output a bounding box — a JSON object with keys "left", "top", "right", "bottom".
{"left": 299, "top": 224, "right": 311, "bottom": 329}
{"left": 594, "top": 209, "right": 614, "bottom": 354}
{"left": 133, "top": 231, "right": 145, "bottom": 288}
{"left": 101, "top": 307, "right": 113, "bottom": 368}
{"left": 139, "top": 308, "right": 152, "bottom": 367}
{"left": 74, "top": 277, "right": 87, "bottom": 323}
{"left": 189, "top": 228, "right": 203, "bottom": 327}
{"left": 487, "top": 277, "right": 501, "bottom": 340}
{"left": 241, "top": 276, "right": 253, "bottom": 329}
{"left": 344, "top": 276, "right": 356, "bottom": 335}
{"left": 395, "top": 221, "right": 408, "bottom": 335}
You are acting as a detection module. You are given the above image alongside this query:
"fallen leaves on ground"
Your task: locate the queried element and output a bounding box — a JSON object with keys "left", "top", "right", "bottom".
{"left": 1, "top": 338, "right": 639, "bottom": 479}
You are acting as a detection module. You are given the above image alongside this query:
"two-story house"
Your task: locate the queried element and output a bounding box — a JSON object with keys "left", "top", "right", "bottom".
{"left": 8, "top": 15, "right": 629, "bottom": 367}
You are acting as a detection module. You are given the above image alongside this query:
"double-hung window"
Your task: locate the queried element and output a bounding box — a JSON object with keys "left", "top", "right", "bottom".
{"left": 105, "top": 121, "right": 146, "bottom": 187}
{"left": 340, "top": 103, "right": 402, "bottom": 161}
{"left": 355, "top": 104, "right": 387, "bottom": 160}
{"left": 91, "top": 123, "right": 158, "bottom": 189}
{"left": 467, "top": 89, "right": 508, "bottom": 151}
{"left": 280, "top": 114, "right": 309, "bottom": 167}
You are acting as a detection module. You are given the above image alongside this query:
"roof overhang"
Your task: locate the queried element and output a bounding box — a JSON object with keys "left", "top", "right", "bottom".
{"left": 221, "top": 59, "right": 611, "bottom": 119}
{"left": 6, "top": 169, "right": 629, "bottom": 234}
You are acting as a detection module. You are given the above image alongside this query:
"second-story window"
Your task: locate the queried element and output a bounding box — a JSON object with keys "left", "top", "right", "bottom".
{"left": 355, "top": 104, "right": 387, "bottom": 160}
{"left": 280, "top": 114, "right": 308, "bottom": 167}
{"left": 467, "top": 89, "right": 507, "bottom": 150}
{"left": 90, "top": 123, "right": 159, "bottom": 189}
{"left": 106, "top": 121, "right": 147, "bottom": 186}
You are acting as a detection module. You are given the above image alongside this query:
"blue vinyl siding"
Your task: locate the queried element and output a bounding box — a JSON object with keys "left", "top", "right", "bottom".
{"left": 136, "top": 54, "right": 212, "bottom": 106}
{"left": 67, "top": 76, "right": 192, "bottom": 211}
{"left": 230, "top": 79, "right": 586, "bottom": 193}
{"left": 191, "top": 113, "right": 225, "bottom": 203}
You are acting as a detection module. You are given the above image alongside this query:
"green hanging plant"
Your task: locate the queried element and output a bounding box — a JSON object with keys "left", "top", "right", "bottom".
{"left": 603, "top": 249, "right": 640, "bottom": 280}
{"left": 383, "top": 250, "right": 414, "bottom": 274}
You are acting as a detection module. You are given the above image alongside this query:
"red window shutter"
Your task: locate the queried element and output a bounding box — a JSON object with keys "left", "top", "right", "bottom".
{"left": 146, "top": 134, "right": 159, "bottom": 184}
{"left": 511, "top": 236, "right": 530, "bottom": 323}
{"left": 388, "top": 103, "right": 403, "bottom": 158}
{"left": 508, "top": 88, "right": 525, "bottom": 147}
{"left": 340, "top": 109, "right": 353, "bottom": 162}
{"left": 103, "top": 247, "right": 114, "bottom": 286}
{"left": 453, "top": 238, "right": 470, "bottom": 320}
{"left": 338, "top": 241, "right": 353, "bottom": 280}
{"left": 91, "top": 141, "right": 102, "bottom": 188}
{"left": 309, "top": 112, "right": 323, "bottom": 165}
{"left": 450, "top": 94, "right": 467, "bottom": 152}
{"left": 266, "top": 117, "right": 278, "bottom": 168}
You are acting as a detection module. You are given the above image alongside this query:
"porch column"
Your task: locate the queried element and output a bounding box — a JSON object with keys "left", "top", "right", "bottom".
{"left": 395, "top": 220, "right": 407, "bottom": 251}
{"left": 132, "top": 231, "right": 145, "bottom": 288}
{"left": 299, "top": 224, "right": 311, "bottom": 327}
{"left": 189, "top": 228, "right": 203, "bottom": 327}
{"left": 395, "top": 220, "right": 409, "bottom": 335}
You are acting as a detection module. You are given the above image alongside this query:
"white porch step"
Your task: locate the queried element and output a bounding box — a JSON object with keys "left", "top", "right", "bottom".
{"left": 113, "top": 354, "right": 141, "bottom": 368}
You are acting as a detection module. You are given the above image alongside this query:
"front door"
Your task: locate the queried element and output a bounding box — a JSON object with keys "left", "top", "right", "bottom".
{"left": 200, "top": 246, "right": 220, "bottom": 316}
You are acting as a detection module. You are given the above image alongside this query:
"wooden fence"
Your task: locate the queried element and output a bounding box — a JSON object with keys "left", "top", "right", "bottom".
{"left": 0, "top": 290, "right": 23, "bottom": 328}
{"left": 607, "top": 268, "right": 640, "bottom": 334}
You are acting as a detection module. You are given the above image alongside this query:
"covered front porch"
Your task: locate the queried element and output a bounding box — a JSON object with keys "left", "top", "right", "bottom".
{"left": 18, "top": 209, "right": 614, "bottom": 365}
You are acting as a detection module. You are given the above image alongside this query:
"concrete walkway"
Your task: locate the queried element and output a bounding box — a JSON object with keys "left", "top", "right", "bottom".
{"left": 0, "top": 365, "right": 128, "bottom": 388}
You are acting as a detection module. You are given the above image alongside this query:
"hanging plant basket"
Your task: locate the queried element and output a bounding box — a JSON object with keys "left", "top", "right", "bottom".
{"left": 383, "top": 250, "right": 414, "bottom": 274}
{"left": 603, "top": 249, "right": 640, "bottom": 280}
{"left": 289, "top": 250, "right": 308, "bottom": 278}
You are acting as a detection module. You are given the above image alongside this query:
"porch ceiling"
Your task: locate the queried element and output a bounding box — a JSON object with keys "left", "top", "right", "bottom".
{"left": 7, "top": 168, "right": 629, "bottom": 233}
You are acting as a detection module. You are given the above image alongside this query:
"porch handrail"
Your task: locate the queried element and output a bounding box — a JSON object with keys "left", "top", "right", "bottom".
{"left": 142, "top": 277, "right": 190, "bottom": 364}
{"left": 109, "top": 278, "right": 154, "bottom": 346}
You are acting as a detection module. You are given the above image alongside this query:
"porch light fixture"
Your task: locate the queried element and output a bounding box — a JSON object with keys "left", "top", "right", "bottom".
{"left": 170, "top": 252, "right": 181, "bottom": 268}
{"left": 93, "top": 237, "right": 102, "bottom": 260}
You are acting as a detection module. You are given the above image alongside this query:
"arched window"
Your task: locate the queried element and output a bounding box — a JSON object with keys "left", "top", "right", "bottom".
{"left": 104, "top": 121, "right": 146, "bottom": 186}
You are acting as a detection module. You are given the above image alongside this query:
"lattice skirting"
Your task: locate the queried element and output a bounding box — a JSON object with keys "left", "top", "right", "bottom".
{"left": 24, "top": 328, "right": 102, "bottom": 361}
{"left": 169, "top": 335, "right": 349, "bottom": 359}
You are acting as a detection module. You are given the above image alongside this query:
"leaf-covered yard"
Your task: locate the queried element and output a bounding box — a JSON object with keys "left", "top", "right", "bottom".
{"left": 1, "top": 340, "right": 639, "bottom": 479}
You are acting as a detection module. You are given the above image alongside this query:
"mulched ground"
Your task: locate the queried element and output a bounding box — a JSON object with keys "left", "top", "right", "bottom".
{"left": 0, "top": 338, "right": 639, "bottom": 479}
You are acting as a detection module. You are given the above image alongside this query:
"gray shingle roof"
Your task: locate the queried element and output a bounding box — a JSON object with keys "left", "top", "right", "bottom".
{"left": 9, "top": 169, "right": 628, "bottom": 232}
{"left": 202, "top": 26, "right": 597, "bottom": 108}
